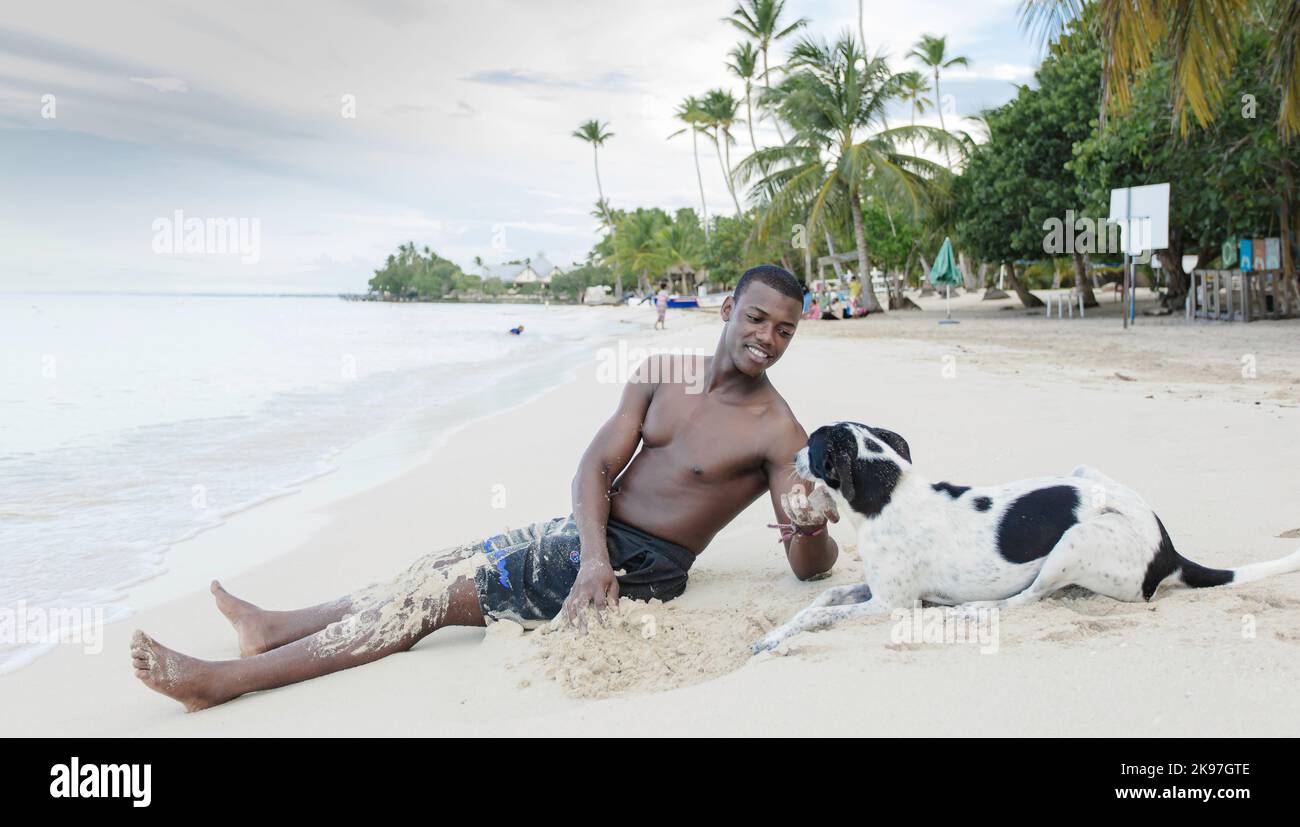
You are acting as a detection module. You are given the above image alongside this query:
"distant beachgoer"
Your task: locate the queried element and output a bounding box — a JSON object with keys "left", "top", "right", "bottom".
{"left": 509, "top": 323, "right": 525, "bottom": 335}
{"left": 804, "top": 299, "right": 821, "bottom": 321}
{"left": 849, "top": 276, "right": 862, "bottom": 303}
{"left": 655, "top": 282, "right": 669, "bottom": 330}
{"left": 823, "top": 295, "right": 844, "bottom": 320}
{"left": 801, "top": 286, "right": 812, "bottom": 316}
{"left": 131, "top": 265, "right": 838, "bottom": 712}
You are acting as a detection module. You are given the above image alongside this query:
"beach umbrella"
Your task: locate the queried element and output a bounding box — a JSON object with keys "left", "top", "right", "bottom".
{"left": 929, "top": 236, "right": 963, "bottom": 324}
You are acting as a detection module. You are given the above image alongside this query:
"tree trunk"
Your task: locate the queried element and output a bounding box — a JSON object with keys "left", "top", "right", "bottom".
{"left": 850, "top": 193, "right": 883, "bottom": 312}
{"left": 761, "top": 49, "right": 787, "bottom": 145}
{"left": 1072, "top": 252, "right": 1099, "bottom": 307}
{"left": 691, "top": 130, "right": 710, "bottom": 243}
{"left": 1004, "top": 260, "right": 1044, "bottom": 308}
{"left": 1155, "top": 227, "right": 1189, "bottom": 308}
{"left": 959, "top": 250, "right": 976, "bottom": 291}
{"left": 918, "top": 252, "right": 934, "bottom": 295}
{"left": 977, "top": 261, "right": 989, "bottom": 290}
{"left": 934, "top": 69, "right": 953, "bottom": 171}
{"left": 745, "top": 88, "right": 758, "bottom": 155}
{"left": 715, "top": 131, "right": 743, "bottom": 216}
{"left": 592, "top": 146, "right": 609, "bottom": 227}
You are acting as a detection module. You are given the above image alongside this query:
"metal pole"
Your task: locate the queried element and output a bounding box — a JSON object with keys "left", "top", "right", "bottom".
{"left": 1124, "top": 187, "right": 1133, "bottom": 329}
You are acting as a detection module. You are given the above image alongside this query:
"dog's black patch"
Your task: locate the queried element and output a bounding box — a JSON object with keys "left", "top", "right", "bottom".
{"left": 844, "top": 457, "right": 901, "bottom": 517}
{"left": 973, "top": 496, "right": 992, "bottom": 512}
{"left": 1142, "top": 514, "right": 1232, "bottom": 599}
{"left": 995, "top": 486, "right": 1079, "bottom": 564}
{"left": 862, "top": 437, "right": 883, "bottom": 453}
{"left": 932, "top": 482, "right": 970, "bottom": 498}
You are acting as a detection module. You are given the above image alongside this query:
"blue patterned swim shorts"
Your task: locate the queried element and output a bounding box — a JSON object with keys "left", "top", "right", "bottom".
{"left": 473, "top": 514, "right": 695, "bottom": 626}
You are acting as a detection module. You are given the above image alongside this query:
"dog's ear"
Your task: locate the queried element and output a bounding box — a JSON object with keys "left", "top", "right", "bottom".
{"left": 868, "top": 427, "right": 911, "bottom": 463}
{"left": 829, "top": 426, "right": 857, "bottom": 504}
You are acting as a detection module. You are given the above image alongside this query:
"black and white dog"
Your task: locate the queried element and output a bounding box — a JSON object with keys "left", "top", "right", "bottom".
{"left": 754, "top": 421, "right": 1300, "bottom": 652}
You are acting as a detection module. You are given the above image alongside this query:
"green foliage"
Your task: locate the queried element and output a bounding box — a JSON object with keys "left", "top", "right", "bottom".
{"left": 956, "top": 25, "right": 1104, "bottom": 262}
{"left": 702, "top": 214, "right": 755, "bottom": 289}
{"left": 368, "top": 242, "right": 466, "bottom": 298}
{"left": 1071, "top": 20, "right": 1299, "bottom": 258}
{"left": 550, "top": 263, "right": 613, "bottom": 301}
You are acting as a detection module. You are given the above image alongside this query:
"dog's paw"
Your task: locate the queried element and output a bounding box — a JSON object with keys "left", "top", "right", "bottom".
{"left": 751, "top": 636, "right": 781, "bottom": 655}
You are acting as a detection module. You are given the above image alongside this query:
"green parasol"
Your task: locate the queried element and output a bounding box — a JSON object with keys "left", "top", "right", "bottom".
{"left": 929, "top": 236, "right": 963, "bottom": 323}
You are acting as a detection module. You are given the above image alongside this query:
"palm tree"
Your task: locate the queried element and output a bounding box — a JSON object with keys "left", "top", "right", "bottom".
{"left": 669, "top": 96, "right": 712, "bottom": 243}
{"left": 612, "top": 209, "right": 669, "bottom": 295}
{"left": 898, "top": 70, "right": 932, "bottom": 156}
{"left": 736, "top": 32, "right": 950, "bottom": 313}
{"left": 701, "top": 88, "right": 746, "bottom": 216}
{"left": 571, "top": 119, "right": 614, "bottom": 227}
{"left": 725, "top": 0, "right": 808, "bottom": 144}
{"left": 1018, "top": 0, "right": 1300, "bottom": 141}
{"left": 657, "top": 208, "right": 708, "bottom": 292}
{"left": 907, "top": 34, "right": 969, "bottom": 170}
{"left": 726, "top": 42, "right": 763, "bottom": 154}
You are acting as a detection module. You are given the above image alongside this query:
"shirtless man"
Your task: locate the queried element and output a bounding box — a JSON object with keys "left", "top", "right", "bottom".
{"left": 132, "top": 265, "right": 840, "bottom": 711}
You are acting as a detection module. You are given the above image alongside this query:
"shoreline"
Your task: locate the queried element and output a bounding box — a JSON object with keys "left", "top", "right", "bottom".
{"left": 121, "top": 303, "right": 687, "bottom": 610}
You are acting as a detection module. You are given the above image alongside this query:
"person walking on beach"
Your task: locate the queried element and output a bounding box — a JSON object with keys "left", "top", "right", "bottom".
{"left": 654, "top": 281, "right": 670, "bottom": 330}
{"left": 131, "top": 265, "right": 840, "bottom": 712}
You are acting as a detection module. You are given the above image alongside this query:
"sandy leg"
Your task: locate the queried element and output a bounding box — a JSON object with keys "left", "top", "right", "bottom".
{"left": 210, "top": 540, "right": 488, "bottom": 656}
{"left": 135, "top": 576, "right": 485, "bottom": 712}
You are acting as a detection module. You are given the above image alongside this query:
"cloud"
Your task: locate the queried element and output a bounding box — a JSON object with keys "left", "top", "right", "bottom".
{"left": 130, "top": 76, "right": 188, "bottom": 92}
{"left": 502, "top": 221, "right": 589, "bottom": 235}
{"left": 330, "top": 211, "right": 442, "bottom": 230}
{"left": 947, "top": 63, "right": 1035, "bottom": 83}
{"left": 461, "top": 68, "right": 635, "bottom": 92}
{"left": 382, "top": 103, "right": 435, "bottom": 116}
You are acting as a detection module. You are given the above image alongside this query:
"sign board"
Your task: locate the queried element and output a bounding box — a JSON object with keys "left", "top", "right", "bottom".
{"left": 1108, "top": 183, "right": 1170, "bottom": 254}
{"left": 1265, "top": 237, "right": 1281, "bottom": 270}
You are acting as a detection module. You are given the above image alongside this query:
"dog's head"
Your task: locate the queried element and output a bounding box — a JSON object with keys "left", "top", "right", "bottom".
{"left": 794, "top": 422, "right": 912, "bottom": 518}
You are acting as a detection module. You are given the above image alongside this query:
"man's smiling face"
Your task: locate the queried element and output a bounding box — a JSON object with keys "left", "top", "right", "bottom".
{"left": 721, "top": 281, "right": 802, "bottom": 376}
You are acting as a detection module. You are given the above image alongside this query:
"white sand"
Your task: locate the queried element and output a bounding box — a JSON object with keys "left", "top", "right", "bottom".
{"left": 4, "top": 293, "right": 1300, "bottom": 737}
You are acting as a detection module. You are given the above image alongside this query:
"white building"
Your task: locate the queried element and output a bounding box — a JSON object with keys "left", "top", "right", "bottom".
{"left": 479, "top": 252, "right": 564, "bottom": 285}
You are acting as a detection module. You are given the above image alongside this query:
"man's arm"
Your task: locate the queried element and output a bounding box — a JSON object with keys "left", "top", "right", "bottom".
{"left": 766, "top": 423, "right": 839, "bottom": 580}
{"left": 562, "top": 359, "right": 657, "bottom": 624}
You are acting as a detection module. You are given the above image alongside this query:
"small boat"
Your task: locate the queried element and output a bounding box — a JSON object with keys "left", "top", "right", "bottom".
{"left": 667, "top": 297, "right": 699, "bottom": 309}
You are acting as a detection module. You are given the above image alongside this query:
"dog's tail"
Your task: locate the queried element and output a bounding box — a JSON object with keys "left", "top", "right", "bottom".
{"left": 1177, "top": 546, "right": 1300, "bottom": 589}
{"left": 1151, "top": 515, "right": 1300, "bottom": 594}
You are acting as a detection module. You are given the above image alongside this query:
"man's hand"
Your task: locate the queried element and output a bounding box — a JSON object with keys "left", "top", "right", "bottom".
{"left": 560, "top": 560, "right": 620, "bottom": 632}
{"left": 780, "top": 481, "right": 839, "bottom": 530}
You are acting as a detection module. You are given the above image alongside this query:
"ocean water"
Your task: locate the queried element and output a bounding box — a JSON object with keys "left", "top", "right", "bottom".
{"left": 0, "top": 294, "right": 624, "bottom": 672}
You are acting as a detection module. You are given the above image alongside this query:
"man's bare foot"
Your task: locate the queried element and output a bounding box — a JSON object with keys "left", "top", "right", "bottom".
{"left": 130, "top": 631, "right": 229, "bottom": 712}
{"left": 211, "top": 580, "right": 272, "bottom": 657}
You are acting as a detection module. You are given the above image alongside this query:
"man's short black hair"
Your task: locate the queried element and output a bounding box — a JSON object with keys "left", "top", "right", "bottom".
{"left": 734, "top": 264, "right": 802, "bottom": 304}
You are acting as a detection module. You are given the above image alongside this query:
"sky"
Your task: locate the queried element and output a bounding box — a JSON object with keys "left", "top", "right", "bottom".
{"left": 0, "top": 0, "right": 1040, "bottom": 294}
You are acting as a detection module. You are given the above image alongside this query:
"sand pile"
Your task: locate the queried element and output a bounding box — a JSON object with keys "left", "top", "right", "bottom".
{"left": 526, "top": 596, "right": 783, "bottom": 698}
